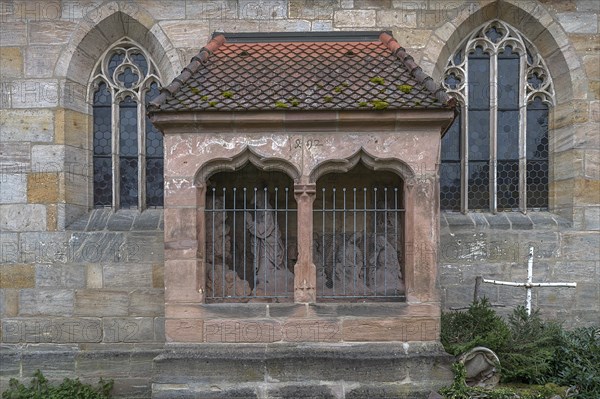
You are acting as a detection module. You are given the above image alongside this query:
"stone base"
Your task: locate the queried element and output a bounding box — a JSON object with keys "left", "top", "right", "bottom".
{"left": 152, "top": 342, "right": 453, "bottom": 399}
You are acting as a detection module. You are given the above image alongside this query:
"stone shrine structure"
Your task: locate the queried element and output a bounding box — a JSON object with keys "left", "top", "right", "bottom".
{"left": 1, "top": 1, "right": 598, "bottom": 398}
{"left": 147, "top": 30, "right": 456, "bottom": 396}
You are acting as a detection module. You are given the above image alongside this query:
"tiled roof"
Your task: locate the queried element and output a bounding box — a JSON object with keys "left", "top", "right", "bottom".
{"left": 148, "top": 31, "right": 455, "bottom": 113}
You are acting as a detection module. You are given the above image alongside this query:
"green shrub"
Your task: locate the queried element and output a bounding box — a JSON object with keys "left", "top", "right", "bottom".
{"left": 441, "top": 298, "right": 511, "bottom": 355}
{"left": 549, "top": 326, "right": 600, "bottom": 399}
{"left": 498, "top": 306, "right": 563, "bottom": 383}
{"left": 2, "top": 370, "right": 113, "bottom": 399}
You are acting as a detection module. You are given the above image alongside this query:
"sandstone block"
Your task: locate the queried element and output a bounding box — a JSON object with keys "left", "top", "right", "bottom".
{"left": 0, "top": 289, "right": 19, "bottom": 317}
{"left": 0, "top": 109, "right": 54, "bottom": 142}
{"left": 18, "top": 289, "right": 74, "bottom": 316}
{"left": 74, "top": 290, "right": 129, "bottom": 317}
{"left": 204, "top": 319, "right": 282, "bottom": 343}
{"left": 165, "top": 319, "right": 203, "bottom": 342}
{"left": 159, "top": 21, "right": 210, "bottom": 48}
{"left": 557, "top": 12, "right": 598, "bottom": 33}
{"left": 0, "top": 142, "right": 30, "bottom": 173}
{"left": 102, "top": 263, "right": 153, "bottom": 288}
{"left": 376, "top": 9, "right": 417, "bottom": 28}
{"left": 29, "top": 21, "right": 76, "bottom": 45}
{"left": 27, "top": 172, "right": 59, "bottom": 203}
{"left": 0, "top": 264, "right": 34, "bottom": 289}
{"left": 239, "top": 0, "right": 287, "bottom": 19}
{"left": 86, "top": 264, "right": 103, "bottom": 288}
{"left": 342, "top": 318, "right": 440, "bottom": 341}
{"left": 9, "top": 79, "right": 59, "bottom": 108}
{"left": 135, "top": 0, "right": 186, "bottom": 20}
{"left": 0, "top": 22, "right": 27, "bottom": 46}
{"left": 334, "top": 10, "right": 376, "bottom": 27}
{"left": 312, "top": 19, "right": 333, "bottom": 30}
{"left": 0, "top": 174, "right": 27, "bottom": 203}
{"left": 152, "top": 264, "right": 164, "bottom": 288}
{"left": 24, "top": 46, "right": 62, "bottom": 79}
{"left": 103, "top": 317, "right": 155, "bottom": 343}
{"left": 129, "top": 289, "right": 164, "bottom": 316}
{"left": 31, "top": 145, "right": 65, "bottom": 172}
{"left": 185, "top": 0, "right": 238, "bottom": 20}
{"left": 290, "top": 0, "right": 333, "bottom": 19}
{"left": 577, "top": 0, "right": 600, "bottom": 12}
{"left": 0, "top": 204, "right": 47, "bottom": 232}
{"left": 125, "top": 231, "right": 164, "bottom": 262}
{"left": 0, "top": 48, "right": 23, "bottom": 78}
{"left": 35, "top": 264, "right": 85, "bottom": 288}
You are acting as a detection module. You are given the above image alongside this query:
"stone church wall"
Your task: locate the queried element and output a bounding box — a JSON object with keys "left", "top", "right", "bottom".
{"left": 0, "top": 0, "right": 598, "bottom": 397}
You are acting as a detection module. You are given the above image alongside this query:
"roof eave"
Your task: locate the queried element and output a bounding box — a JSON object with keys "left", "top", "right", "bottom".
{"left": 148, "top": 108, "right": 455, "bottom": 133}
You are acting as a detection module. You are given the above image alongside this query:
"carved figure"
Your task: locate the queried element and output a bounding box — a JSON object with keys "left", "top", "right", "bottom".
{"left": 369, "top": 234, "right": 404, "bottom": 295}
{"left": 246, "top": 189, "right": 294, "bottom": 296}
{"left": 206, "top": 197, "right": 251, "bottom": 299}
{"left": 330, "top": 233, "right": 371, "bottom": 296}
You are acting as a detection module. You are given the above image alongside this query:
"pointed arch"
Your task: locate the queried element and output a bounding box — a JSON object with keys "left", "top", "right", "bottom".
{"left": 56, "top": 6, "right": 180, "bottom": 88}
{"left": 194, "top": 147, "right": 301, "bottom": 185}
{"left": 308, "top": 148, "right": 415, "bottom": 184}
{"left": 439, "top": 19, "right": 554, "bottom": 213}
{"left": 424, "top": 0, "right": 582, "bottom": 105}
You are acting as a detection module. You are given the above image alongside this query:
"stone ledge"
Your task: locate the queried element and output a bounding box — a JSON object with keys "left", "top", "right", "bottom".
{"left": 67, "top": 209, "right": 164, "bottom": 232}
{"left": 442, "top": 211, "right": 572, "bottom": 231}
{"left": 153, "top": 342, "right": 453, "bottom": 398}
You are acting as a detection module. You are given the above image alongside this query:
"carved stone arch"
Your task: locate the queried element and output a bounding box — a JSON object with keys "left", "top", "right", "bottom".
{"left": 308, "top": 148, "right": 415, "bottom": 184}
{"left": 194, "top": 147, "right": 301, "bottom": 186}
{"left": 424, "top": 0, "right": 582, "bottom": 105}
{"left": 56, "top": 5, "right": 180, "bottom": 91}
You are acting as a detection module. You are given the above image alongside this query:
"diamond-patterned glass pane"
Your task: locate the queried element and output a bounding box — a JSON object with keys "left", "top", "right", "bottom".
{"left": 93, "top": 82, "right": 112, "bottom": 207}
{"left": 497, "top": 161, "right": 519, "bottom": 209}
{"left": 498, "top": 46, "right": 519, "bottom": 110}
{"left": 108, "top": 52, "right": 125, "bottom": 78}
{"left": 441, "top": 114, "right": 461, "bottom": 211}
{"left": 119, "top": 97, "right": 138, "bottom": 208}
{"left": 93, "top": 157, "right": 112, "bottom": 207}
{"left": 131, "top": 52, "right": 148, "bottom": 76}
{"left": 468, "top": 48, "right": 490, "bottom": 108}
{"left": 120, "top": 158, "right": 138, "bottom": 208}
{"left": 468, "top": 110, "right": 490, "bottom": 161}
{"left": 497, "top": 110, "right": 519, "bottom": 160}
{"left": 145, "top": 82, "right": 164, "bottom": 207}
{"left": 468, "top": 162, "right": 489, "bottom": 210}
{"left": 526, "top": 98, "right": 548, "bottom": 208}
{"left": 526, "top": 160, "right": 548, "bottom": 208}
{"left": 440, "top": 162, "right": 461, "bottom": 211}
{"left": 146, "top": 158, "right": 164, "bottom": 207}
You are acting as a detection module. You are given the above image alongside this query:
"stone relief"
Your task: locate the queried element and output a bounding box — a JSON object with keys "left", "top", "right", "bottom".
{"left": 245, "top": 190, "right": 295, "bottom": 296}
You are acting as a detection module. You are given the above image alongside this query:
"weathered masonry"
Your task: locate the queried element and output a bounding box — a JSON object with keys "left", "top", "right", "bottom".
{"left": 1, "top": 1, "right": 598, "bottom": 398}
{"left": 147, "top": 31, "right": 456, "bottom": 397}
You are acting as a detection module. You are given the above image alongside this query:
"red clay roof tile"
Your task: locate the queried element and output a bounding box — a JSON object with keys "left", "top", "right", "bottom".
{"left": 148, "top": 31, "right": 454, "bottom": 113}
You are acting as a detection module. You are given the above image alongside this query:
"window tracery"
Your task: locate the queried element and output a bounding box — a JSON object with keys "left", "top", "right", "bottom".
{"left": 441, "top": 20, "right": 554, "bottom": 212}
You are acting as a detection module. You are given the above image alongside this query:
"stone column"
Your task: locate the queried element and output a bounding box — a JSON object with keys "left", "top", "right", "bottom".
{"left": 293, "top": 183, "right": 317, "bottom": 303}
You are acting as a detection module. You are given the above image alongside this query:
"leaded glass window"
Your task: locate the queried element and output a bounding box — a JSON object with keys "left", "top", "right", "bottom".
{"left": 441, "top": 21, "right": 554, "bottom": 212}
{"left": 90, "top": 38, "right": 163, "bottom": 209}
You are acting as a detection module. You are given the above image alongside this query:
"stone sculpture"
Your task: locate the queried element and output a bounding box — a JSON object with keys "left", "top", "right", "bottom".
{"left": 205, "top": 197, "right": 251, "bottom": 300}
{"left": 246, "top": 189, "right": 294, "bottom": 296}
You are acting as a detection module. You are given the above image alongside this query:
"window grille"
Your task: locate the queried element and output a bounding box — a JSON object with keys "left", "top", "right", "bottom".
{"left": 90, "top": 38, "right": 163, "bottom": 209}
{"left": 441, "top": 20, "right": 553, "bottom": 212}
{"left": 314, "top": 186, "right": 405, "bottom": 300}
{"left": 205, "top": 186, "right": 296, "bottom": 301}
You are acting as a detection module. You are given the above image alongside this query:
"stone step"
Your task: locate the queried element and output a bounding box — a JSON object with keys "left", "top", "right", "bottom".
{"left": 152, "top": 342, "right": 453, "bottom": 399}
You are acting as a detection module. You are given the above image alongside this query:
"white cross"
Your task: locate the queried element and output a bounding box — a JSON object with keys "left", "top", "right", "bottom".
{"left": 482, "top": 246, "right": 577, "bottom": 315}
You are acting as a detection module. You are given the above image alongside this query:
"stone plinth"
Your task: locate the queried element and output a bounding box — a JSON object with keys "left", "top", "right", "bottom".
{"left": 152, "top": 342, "right": 453, "bottom": 399}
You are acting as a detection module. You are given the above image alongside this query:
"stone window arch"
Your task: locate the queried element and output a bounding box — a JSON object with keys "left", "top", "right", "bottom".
{"left": 440, "top": 20, "right": 554, "bottom": 212}
{"left": 89, "top": 37, "right": 164, "bottom": 209}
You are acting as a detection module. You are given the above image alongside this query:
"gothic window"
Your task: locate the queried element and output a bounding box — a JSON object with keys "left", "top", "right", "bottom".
{"left": 441, "top": 21, "right": 554, "bottom": 212}
{"left": 90, "top": 38, "right": 164, "bottom": 209}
